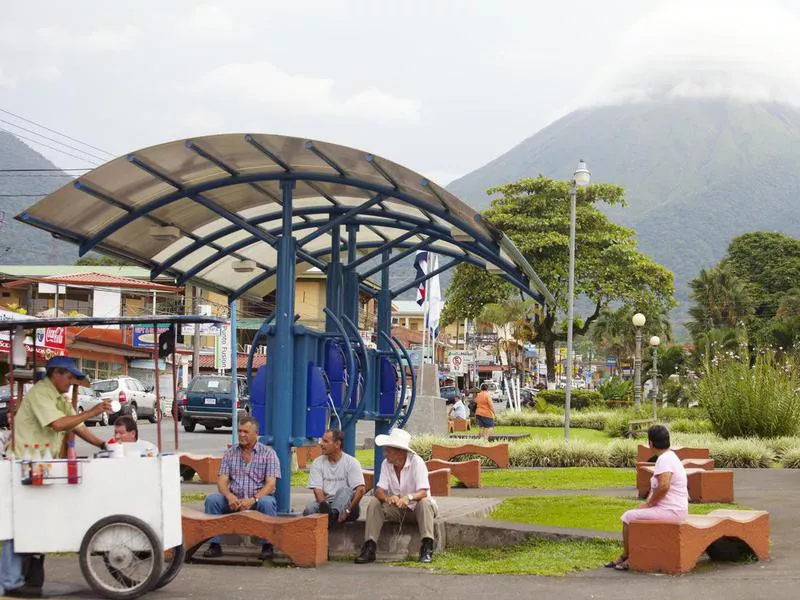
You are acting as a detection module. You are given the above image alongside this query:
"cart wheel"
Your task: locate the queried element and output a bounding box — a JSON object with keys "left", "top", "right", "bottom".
{"left": 79, "top": 514, "right": 163, "bottom": 600}
{"left": 153, "top": 544, "right": 186, "bottom": 590}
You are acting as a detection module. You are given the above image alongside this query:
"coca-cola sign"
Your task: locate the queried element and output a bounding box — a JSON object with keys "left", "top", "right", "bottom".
{"left": 36, "top": 327, "right": 66, "bottom": 349}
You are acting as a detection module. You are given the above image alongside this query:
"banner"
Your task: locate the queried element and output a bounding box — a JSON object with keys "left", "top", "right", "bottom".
{"left": 215, "top": 322, "right": 232, "bottom": 370}
{"left": 132, "top": 324, "right": 170, "bottom": 348}
{"left": 0, "top": 310, "right": 66, "bottom": 359}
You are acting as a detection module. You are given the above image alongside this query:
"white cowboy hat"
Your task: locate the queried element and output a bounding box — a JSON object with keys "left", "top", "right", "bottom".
{"left": 374, "top": 428, "right": 413, "bottom": 452}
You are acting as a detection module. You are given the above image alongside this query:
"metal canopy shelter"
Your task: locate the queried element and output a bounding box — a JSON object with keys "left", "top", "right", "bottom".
{"left": 16, "top": 133, "right": 554, "bottom": 512}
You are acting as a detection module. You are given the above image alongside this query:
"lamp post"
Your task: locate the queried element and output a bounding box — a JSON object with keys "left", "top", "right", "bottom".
{"left": 564, "top": 159, "right": 591, "bottom": 442}
{"left": 632, "top": 312, "right": 646, "bottom": 406}
{"left": 649, "top": 335, "right": 661, "bottom": 419}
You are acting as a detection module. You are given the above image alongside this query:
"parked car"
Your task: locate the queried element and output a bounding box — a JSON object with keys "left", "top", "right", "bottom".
{"left": 0, "top": 385, "right": 9, "bottom": 428}
{"left": 91, "top": 377, "right": 158, "bottom": 423}
{"left": 182, "top": 375, "right": 250, "bottom": 432}
{"left": 72, "top": 386, "right": 109, "bottom": 426}
{"left": 440, "top": 385, "right": 459, "bottom": 405}
{"left": 484, "top": 380, "right": 504, "bottom": 402}
{"left": 175, "top": 388, "right": 187, "bottom": 420}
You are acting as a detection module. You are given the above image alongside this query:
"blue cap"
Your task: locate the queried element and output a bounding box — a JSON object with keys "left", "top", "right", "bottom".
{"left": 45, "top": 356, "right": 87, "bottom": 380}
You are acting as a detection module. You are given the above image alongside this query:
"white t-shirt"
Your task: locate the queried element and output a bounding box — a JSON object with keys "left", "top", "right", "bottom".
{"left": 307, "top": 452, "right": 365, "bottom": 502}
{"left": 132, "top": 439, "right": 158, "bottom": 456}
{"left": 651, "top": 449, "right": 689, "bottom": 512}
{"left": 450, "top": 400, "right": 467, "bottom": 420}
{"left": 376, "top": 451, "right": 430, "bottom": 508}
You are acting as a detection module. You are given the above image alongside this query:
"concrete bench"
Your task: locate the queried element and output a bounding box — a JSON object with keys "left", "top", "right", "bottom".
{"left": 425, "top": 459, "right": 481, "bottom": 488}
{"left": 629, "top": 509, "right": 769, "bottom": 573}
{"left": 637, "top": 445, "right": 711, "bottom": 463}
{"left": 637, "top": 465, "right": 734, "bottom": 502}
{"left": 636, "top": 459, "right": 716, "bottom": 499}
{"left": 448, "top": 418, "right": 471, "bottom": 433}
{"left": 181, "top": 507, "right": 328, "bottom": 567}
{"left": 179, "top": 454, "right": 221, "bottom": 484}
{"left": 363, "top": 468, "right": 451, "bottom": 496}
{"left": 431, "top": 443, "right": 509, "bottom": 469}
{"left": 295, "top": 445, "right": 322, "bottom": 469}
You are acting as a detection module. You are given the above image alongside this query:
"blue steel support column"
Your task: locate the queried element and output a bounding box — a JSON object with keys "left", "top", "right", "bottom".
{"left": 271, "top": 180, "right": 296, "bottom": 513}
{"left": 373, "top": 249, "right": 393, "bottom": 484}
{"left": 229, "top": 299, "right": 239, "bottom": 446}
{"left": 325, "top": 227, "right": 342, "bottom": 331}
{"left": 342, "top": 224, "right": 359, "bottom": 456}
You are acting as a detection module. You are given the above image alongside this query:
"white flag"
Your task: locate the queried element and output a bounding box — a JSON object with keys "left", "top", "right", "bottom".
{"left": 425, "top": 254, "right": 442, "bottom": 338}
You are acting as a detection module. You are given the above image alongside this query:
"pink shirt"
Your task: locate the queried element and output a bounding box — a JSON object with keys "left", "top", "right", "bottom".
{"left": 376, "top": 452, "right": 430, "bottom": 508}
{"left": 651, "top": 449, "right": 689, "bottom": 513}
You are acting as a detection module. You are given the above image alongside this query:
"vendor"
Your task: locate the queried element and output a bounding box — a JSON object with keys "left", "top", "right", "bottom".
{"left": 1, "top": 356, "right": 112, "bottom": 596}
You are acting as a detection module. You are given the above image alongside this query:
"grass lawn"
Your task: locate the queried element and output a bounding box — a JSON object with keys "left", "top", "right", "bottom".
{"left": 356, "top": 448, "right": 374, "bottom": 467}
{"left": 491, "top": 495, "right": 744, "bottom": 532}
{"left": 397, "top": 537, "right": 621, "bottom": 576}
{"left": 480, "top": 467, "right": 633, "bottom": 489}
{"left": 492, "top": 426, "right": 610, "bottom": 443}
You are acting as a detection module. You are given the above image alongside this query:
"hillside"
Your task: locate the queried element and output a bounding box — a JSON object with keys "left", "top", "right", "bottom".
{"left": 447, "top": 100, "right": 800, "bottom": 333}
{"left": 0, "top": 131, "right": 78, "bottom": 265}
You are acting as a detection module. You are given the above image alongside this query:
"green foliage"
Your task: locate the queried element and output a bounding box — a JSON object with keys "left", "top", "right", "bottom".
{"left": 764, "top": 436, "right": 800, "bottom": 461}
{"left": 662, "top": 377, "right": 695, "bottom": 407}
{"left": 597, "top": 377, "right": 632, "bottom": 403}
{"left": 697, "top": 350, "right": 800, "bottom": 438}
{"left": 538, "top": 389, "right": 604, "bottom": 409}
{"left": 707, "top": 438, "right": 774, "bottom": 468}
{"left": 669, "top": 417, "right": 714, "bottom": 434}
{"left": 440, "top": 263, "right": 512, "bottom": 325}
{"left": 508, "top": 440, "right": 608, "bottom": 467}
{"left": 606, "top": 439, "right": 638, "bottom": 467}
{"left": 397, "top": 538, "right": 622, "bottom": 576}
{"left": 479, "top": 467, "right": 633, "bottom": 489}
{"left": 781, "top": 447, "right": 800, "bottom": 468}
{"left": 493, "top": 425, "right": 609, "bottom": 442}
{"left": 687, "top": 264, "right": 753, "bottom": 338}
{"left": 75, "top": 255, "right": 130, "bottom": 266}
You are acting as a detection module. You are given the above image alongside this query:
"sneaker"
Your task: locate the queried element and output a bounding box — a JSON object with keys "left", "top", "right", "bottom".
{"left": 203, "top": 543, "right": 223, "bottom": 558}
{"left": 419, "top": 537, "right": 434, "bottom": 563}
{"left": 354, "top": 540, "right": 376, "bottom": 564}
{"left": 318, "top": 501, "right": 331, "bottom": 515}
{"left": 259, "top": 543, "right": 274, "bottom": 560}
{"left": 329, "top": 508, "right": 340, "bottom": 524}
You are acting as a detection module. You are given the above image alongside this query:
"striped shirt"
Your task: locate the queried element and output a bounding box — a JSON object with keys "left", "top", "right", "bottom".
{"left": 219, "top": 441, "right": 281, "bottom": 499}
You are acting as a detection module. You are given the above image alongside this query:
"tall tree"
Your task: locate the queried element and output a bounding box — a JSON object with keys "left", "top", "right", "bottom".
{"left": 686, "top": 264, "right": 753, "bottom": 338}
{"left": 444, "top": 176, "right": 675, "bottom": 380}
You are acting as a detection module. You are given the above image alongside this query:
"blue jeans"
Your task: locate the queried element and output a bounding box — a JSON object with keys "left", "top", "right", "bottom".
{"left": 203, "top": 493, "right": 277, "bottom": 545}
{"left": 303, "top": 487, "right": 360, "bottom": 521}
{"left": 0, "top": 539, "right": 25, "bottom": 594}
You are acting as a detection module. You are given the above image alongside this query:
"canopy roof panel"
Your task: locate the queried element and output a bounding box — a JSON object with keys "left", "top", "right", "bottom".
{"left": 17, "top": 133, "right": 554, "bottom": 305}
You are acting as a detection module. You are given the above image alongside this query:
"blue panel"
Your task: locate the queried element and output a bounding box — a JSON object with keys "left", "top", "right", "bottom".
{"left": 378, "top": 356, "right": 397, "bottom": 416}
{"left": 306, "top": 363, "right": 328, "bottom": 438}
{"left": 323, "top": 340, "right": 346, "bottom": 408}
{"left": 250, "top": 364, "right": 269, "bottom": 436}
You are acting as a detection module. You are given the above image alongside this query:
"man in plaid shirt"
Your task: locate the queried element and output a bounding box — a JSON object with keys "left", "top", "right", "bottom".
{"left": 203, "top": 416, "right": 281, "bottom": 560}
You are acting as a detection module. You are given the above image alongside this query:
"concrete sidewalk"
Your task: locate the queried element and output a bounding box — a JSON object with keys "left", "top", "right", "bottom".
{"left": 8, "top": 468, "right": 800, "bottom": 599}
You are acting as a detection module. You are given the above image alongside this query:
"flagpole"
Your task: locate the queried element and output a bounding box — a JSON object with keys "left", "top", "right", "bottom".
{"left": 420, "top": 265, "right": 429, "bottom": 393}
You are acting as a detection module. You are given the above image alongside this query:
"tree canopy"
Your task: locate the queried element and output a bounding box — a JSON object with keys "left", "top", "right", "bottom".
{"left": 443, "top": 175, "right": 675, "bottom": 379}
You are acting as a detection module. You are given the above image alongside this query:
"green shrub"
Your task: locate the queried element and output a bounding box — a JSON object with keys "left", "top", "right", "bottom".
{"left": 508, "top": 440, "right": 608, "bottom": 467}
{"left": 707, "top": 438, "right": 774, "bottom": 468}
{"left": 781, "top": 447, "right": 800, "bottom": 468}
{"left": 765, "top": 437, "right": 800, "bottom": 460}
{"left": 538, "top": 389, "right": 604, "bottom": 410}
{"left": 606, "top": 439, "right": 637, "bottom": 467}
{"left": 570, "top": 412, "right": 610, "bottom": 431}
{"left": 670, "top": 417, "right": 714, "bottom": 434}
{"left": 696, "top": 350, "right": 800, "bottom": 438}
{"left": 495, "top": 410, "right": 610, "bottom": 430}
{"left": 598, "top": 377, "right": 632, "bottom": 403}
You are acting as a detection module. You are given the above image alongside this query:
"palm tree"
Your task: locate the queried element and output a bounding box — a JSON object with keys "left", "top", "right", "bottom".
{"left": 687, "top": 264, "right": 753, "bottom": 337}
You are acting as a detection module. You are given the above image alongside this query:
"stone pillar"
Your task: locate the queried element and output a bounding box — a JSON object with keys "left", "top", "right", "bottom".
{"left": 404, "top": 363, "right": 448, "bottom": 436}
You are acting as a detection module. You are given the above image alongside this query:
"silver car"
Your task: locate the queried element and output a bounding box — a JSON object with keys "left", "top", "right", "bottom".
{"left": 91, "top": 377, "right": 158, "bottom": 423}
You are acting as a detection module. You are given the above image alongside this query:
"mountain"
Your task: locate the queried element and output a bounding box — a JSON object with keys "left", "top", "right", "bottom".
{"left": 447, "top": 100, "right": 800, "bottom": 334}
{"left": 0, "top": 131, "right": 78, "bottom": 265}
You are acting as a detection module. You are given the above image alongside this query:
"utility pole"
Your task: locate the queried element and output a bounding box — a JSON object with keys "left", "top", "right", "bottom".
{"left": 192, "top": 285, "right": 201, "bottom": 378}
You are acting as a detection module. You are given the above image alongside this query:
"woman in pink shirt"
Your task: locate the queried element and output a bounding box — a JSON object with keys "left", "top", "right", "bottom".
{"left": 606, "top": 424, "right": 688, "bottom": 570}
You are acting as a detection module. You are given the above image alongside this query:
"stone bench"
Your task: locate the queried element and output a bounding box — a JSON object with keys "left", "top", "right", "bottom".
{"left": 637, "top": 445, "right": 710, "bottom": 463}
{"left": 629, "top": 509, "right": 769, "bottom": 573}
{"left": 425, "top": 459, "right": 481, "bottom": 488}
{"left": 431, "top": 443, "right": 509, "bottom": 469}
{"left": 179, "top": 454, "right": 221, "bottom": 484}
{"left": 181, "top": 507, "right": 328, "bottom": 567}
{"left": 637, "top": 465, "right": 734, "bottom": 502}
{"left": 448, "top": 418, "right": 471, "bottom": 433}
{"left": 295, "top": 445, "right": 322, "bottom": 469}
{"left": 636, "top": 458, "right": 716, "bottom": 499}
{"left": 363, "top": 468, "right": 451, "bottom": 496}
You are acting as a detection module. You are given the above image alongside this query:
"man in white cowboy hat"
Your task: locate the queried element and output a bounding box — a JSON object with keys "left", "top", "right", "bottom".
{"left": 354, "top": 427, "right": 437, "bottom": 564}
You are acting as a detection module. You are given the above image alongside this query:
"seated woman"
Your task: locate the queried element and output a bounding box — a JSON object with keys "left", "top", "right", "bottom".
{"left": 607, "top": 423, "right": 688, "bottom": 570}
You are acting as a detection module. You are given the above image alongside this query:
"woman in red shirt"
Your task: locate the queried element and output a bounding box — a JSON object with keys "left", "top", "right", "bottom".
{"left": 474, "top": 383, "right": 496, "bottom": 438}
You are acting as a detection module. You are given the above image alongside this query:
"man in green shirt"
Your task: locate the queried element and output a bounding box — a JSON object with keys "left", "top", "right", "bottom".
{"left": 13, "top": 356, "right": 111, "bottom": 457}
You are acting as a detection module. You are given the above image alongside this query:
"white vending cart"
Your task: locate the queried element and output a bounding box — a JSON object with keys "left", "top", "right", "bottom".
{"left": 1, "top": 453, "right": 184, "bottom": 599}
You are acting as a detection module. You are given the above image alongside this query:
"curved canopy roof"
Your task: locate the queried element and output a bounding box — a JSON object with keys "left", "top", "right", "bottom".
{"left": 16, "top": 133, "right": 553, "bottom": 305}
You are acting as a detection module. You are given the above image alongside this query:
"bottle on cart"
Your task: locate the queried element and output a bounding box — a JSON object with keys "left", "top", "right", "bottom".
{"left": 67, "top": 439, "right": 79, "bottom": 484}
{"left": 31, "top": 444, "right": 43, "bottom": 485}
{"left": 42, "top": 444, "right": 54, "bottom": 479}
{"left": 21, "top": 444, "right": 32, "bottom": 484}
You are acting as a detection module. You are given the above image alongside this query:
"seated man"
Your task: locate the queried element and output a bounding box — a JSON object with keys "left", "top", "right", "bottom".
{"left": 203, "top": 416, "right": 280, "bottom": 560}
{"left": 355, "top": 428, "right": 437, "bottom": 565}
{"left": 449, "top": 395, "right": 467, "bottom": 421}
{"left": 113, "top": 415, "right": 158, "bottom": 456}
{"left": 303, "top": 429, "right": 365, "bottom": 523}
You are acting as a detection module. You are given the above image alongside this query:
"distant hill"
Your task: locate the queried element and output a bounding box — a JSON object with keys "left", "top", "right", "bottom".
{"left": 447, "top": 100, "right": 800, "bottom": 334}
{"left": 0, "top": 131, "right": 78, "bottom": 265}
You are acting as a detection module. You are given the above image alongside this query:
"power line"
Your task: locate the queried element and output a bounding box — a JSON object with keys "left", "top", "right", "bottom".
{"left": 0, "top": 117, "right": 110, "bottom": 163}
{"left": 0, "top": 107, "right": 115, "bottom": 158}
{"left": 0, "top": 128, "right": 102, "bottom": 165}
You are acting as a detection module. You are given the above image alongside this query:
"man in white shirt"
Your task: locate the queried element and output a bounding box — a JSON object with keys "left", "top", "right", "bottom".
{"left": 354, "top": 428, "right": 437, "bottom": 565}
{"left": 449, "top": 395, "right": 467, "bottom": 421}
{"left": 303, "top": 429, "right": 366, "bottom": 523}
{"left": 113, "top": 415, "right": 158, "bottom": 456}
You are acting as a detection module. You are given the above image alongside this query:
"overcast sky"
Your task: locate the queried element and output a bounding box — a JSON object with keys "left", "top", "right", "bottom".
{"left": 1, "top": 0, "right": 799, "bottom": 185}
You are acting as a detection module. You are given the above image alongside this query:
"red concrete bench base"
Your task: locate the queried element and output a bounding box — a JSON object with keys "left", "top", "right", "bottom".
{"left": 448, "top": 418, "right": 471, "bottom": 433}
{"left": 425, "top": 459, "right": 481, "bottom": 488}
{"left": 363, "top": 468, "right": 451, "bottom": 496}
{"left": 636, "top": 459, "right": 716, "bottom": 499}
{"left": 637, "top": 445, "right": 710, "bottom": 463}
{"left": 431, "top": 443, "right": 509, "bottom": 469}
{"left": 181, "top": 507, "right": 328, "bottom": 567}
{"left": 179, "top": 454, "right": 221, "bottom": 484}
{"left": 637, "top": 465, "right": 733, "bottom": 502}
{"left": 629, "top": 509, "right": 769, "bottom": 573}
{"left": 296, "top": 445, "right": 322, "bottom": 469}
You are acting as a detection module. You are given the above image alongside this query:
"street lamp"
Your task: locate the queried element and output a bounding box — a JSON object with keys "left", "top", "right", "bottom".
{"left": 649, "top": 335, "right": 661, "bottom": 418}
{"left": 632, "top": 312, "right": 646, "bottom": 405}
{"left": 564, "top": 159, "right": 591, "bottom": 442}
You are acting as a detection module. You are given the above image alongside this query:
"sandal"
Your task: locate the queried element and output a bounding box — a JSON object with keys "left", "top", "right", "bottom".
{"left": 614, "top": 560, "right": 630, "bottom": 571}
{"left": 604, "top": 556, "right": 627, "bottom": 568}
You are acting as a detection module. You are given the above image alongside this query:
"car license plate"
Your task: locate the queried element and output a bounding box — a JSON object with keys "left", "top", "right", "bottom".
{"left": 0, "top": 401, "right": 7, "bottom": 409}
{"left": 204, "top": 398, "right": 216, "bottom": 405}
